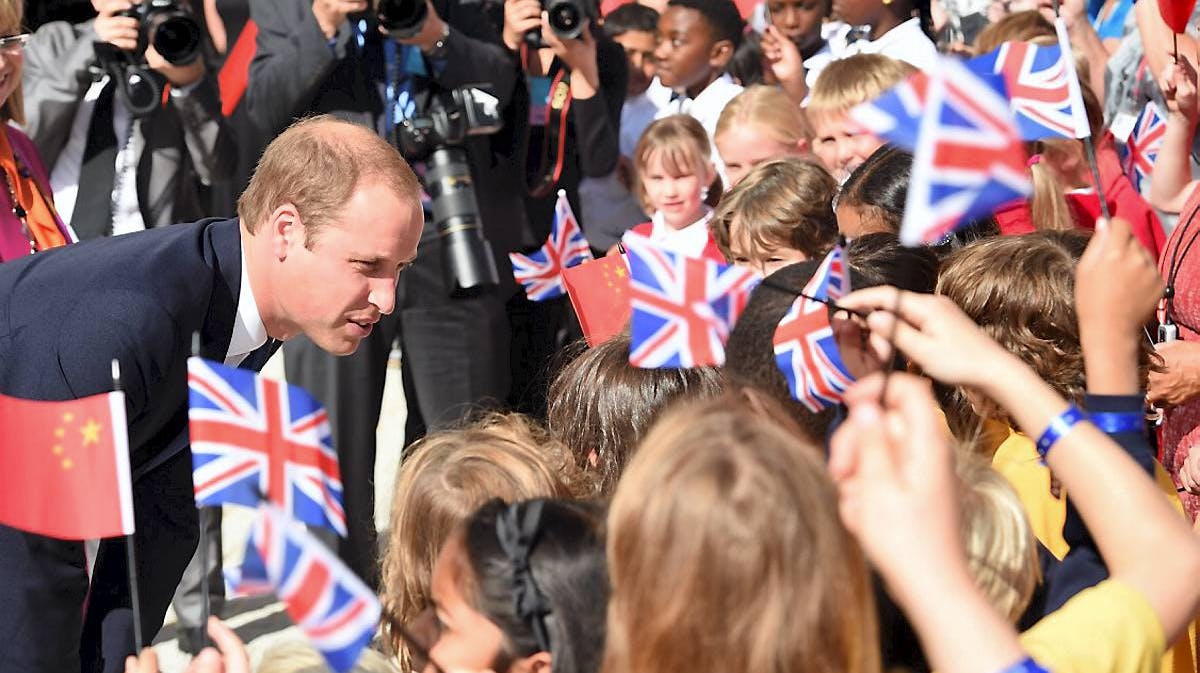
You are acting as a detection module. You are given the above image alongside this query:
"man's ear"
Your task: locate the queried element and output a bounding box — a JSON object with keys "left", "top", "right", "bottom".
{"left": 267, "top": 203, "right": 303, "bottom": 260}
{"left": 708, "top": 38, "right": 735, "bottom": 70}
{"left": 510, "top": 651, "right": 553, "bottom": 673}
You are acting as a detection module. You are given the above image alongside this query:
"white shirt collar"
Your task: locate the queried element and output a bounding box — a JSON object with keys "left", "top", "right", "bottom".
{"left": 649, "top": 207, "right": 714, "bottom": 259}
{"left": 847, "top": 18, "right": 938, "bottom": 71}
{"left": 225, "top": 246, "right": 268, "bottom": 365}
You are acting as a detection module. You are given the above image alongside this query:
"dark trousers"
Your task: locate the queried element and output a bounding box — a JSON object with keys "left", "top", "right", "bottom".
{"left": 0, "top": 447, "right": 198, "bottom": 673}
{"left": 282, "top": 216, "right": 511, "bottom": 587}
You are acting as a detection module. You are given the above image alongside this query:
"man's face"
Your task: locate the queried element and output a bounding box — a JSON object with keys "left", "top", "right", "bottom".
{"left": 654, "top": 6, "right": 721, "bottom": 94}
{"left": 767, "top": 0, "right": 827, "bottom": 54}
{"left": 811, "top": 111, "right": 884, "bottom": 182}
{"left": 614, "top": 29, "right": 659, "bottom": 97}
{"left": 275, "top": 181, "right": 422, "bottom": 355}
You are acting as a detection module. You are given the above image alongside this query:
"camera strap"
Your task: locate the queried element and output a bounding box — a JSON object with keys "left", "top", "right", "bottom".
{"left": 522, "top": 47, "right": 573, "bottom": 199}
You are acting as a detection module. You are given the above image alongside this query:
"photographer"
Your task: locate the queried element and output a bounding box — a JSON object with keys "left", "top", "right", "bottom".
{"left": 244, "top": 0, "right": 528, "bottom": 588}
{"left": 22, "top": 0, "right": 236, "bottom": 240}
{"left": 502, "top": 0, "right": 626, "bottom": 414}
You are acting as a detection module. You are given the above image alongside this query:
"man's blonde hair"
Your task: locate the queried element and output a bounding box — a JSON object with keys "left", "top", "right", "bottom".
{"left": 0, "top": 0, "right": 23, "bottom": 125}
{"left": 806, "top": 54, "right": 917, "bottom": 121}
{"left": 237, "top": 115, "right": 420, "bottom": 245}
{"left": 715, "top": 85, "right": 813, "bottom": 147}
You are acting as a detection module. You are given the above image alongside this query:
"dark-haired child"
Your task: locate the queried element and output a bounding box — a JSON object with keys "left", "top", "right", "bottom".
{"left": 605, "top": 3, "right": 673, "bottom": 160}
{"left": 653, "top": 0, "right": 746, "bottom": 142}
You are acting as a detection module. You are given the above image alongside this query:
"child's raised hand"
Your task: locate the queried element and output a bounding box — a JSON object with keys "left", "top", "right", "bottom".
{"left": 761, "top": 25, "right": 804, "bottom": 91}
{"left": 828, "top": 373, "right": 962, "bottom": 593}
{"left": 1161, "top": 55, "right": 1199, "bottom": 122}
{"left": 1076, "top": 218, "right": 1163, "bottom": 343}
{"left": 837, "top": 286, "right": 1015, "bottom": 389}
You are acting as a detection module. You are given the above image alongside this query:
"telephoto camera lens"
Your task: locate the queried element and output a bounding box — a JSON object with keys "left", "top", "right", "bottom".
{"left": 425, "top": 147, "right": 499, "bottom": 294}
{"left": 149, "top": 11, "right": 202, "bottom": 64}
{"left": 546, "top": 0, "right": 586, "bottom": 39}
{"left": 378, "top": 0, "right": 429, "bottom": 39}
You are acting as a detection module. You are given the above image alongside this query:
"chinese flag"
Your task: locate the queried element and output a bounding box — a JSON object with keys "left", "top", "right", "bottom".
{"left": 0, "top": 391, "right": 134, "bottom": 539}
{"left": 562, "top": 254, "right": 631, "bottom": 347}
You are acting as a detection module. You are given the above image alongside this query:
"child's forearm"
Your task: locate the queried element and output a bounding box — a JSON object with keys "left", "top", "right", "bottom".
{"left": 1149, "top": 111, "right": 1197, "bottom": 213}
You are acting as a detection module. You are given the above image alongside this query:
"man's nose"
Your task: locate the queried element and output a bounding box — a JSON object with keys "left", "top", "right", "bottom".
{"left": 369, "top": 277, "right": 397, "bottom": 316}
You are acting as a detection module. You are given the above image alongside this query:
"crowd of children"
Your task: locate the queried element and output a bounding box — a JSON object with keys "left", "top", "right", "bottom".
{"left": 133, "top": 0, "right": 1200, "bottom": 670}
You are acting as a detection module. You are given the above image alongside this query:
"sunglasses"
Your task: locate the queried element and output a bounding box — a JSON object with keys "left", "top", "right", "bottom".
{"left": 0, "top": 34, "right": 29, "bottom": 54}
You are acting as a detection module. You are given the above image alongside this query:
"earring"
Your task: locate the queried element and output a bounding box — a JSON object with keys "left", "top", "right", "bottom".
{"left": 700, "top": 187, "right": 709, "bottom": 201}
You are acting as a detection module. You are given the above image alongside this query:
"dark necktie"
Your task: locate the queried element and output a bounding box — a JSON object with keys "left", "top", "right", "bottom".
{"left": 73, "top": 80, "right": 119, "bottom": 240}
{"left": 239, "top": 338, "right": 280, "bottom": 372}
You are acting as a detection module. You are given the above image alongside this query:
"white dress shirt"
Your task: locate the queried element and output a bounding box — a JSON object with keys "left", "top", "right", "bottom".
{"left": 646, "top": 207, "right": 714, "bottom": 259}
{"left": 224, "top": 248, "right": 268, "bottom": 367}
{"left": 620, "top": 78, "right": 673, "bottom": 158}
{"left": 50, "top": 76, "right": 146, "bottom": 236}
{"left": 842, "top": 18, "right": 939, "bottom": 72}
{"left": 657, "top": 74, "right": 745, "bottom": 143}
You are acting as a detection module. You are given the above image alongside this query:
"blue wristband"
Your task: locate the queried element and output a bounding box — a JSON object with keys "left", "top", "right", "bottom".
{"left": 1036, "top": 405, "right": 1087, "bottom": 457}
{"left": 997, "top": 657, "right": 1053, "bottom": 673}
{"left": 1088, "top": 410, "right": 1144, "bottom": 435}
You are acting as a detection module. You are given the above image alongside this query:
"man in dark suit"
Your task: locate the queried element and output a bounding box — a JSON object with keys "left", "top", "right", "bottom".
{"left": 0, "top": 116, "right": 423, "bottom": 672}
{"left": 244, "top": 0, "right": 531, "bottom": 588}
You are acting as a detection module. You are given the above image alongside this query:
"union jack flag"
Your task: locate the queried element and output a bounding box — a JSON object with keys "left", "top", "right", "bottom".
{"left": 509, "top": 190, "right": 594, "bottom": 301}
{"left": 622, "top": 231, "right": 760, "bottom": 368}
{"left": 969, "top": 41, "right": 1081, "bottom": 140}
{"left": 229, "top": 504, "right": 380, "bottom": 673}
{"left": 773, "top": 247, "right": 855, "bottom": 412}
{"left": 187, "top": 358, "right": 346, "bottom": 536}
{"left": 851, "top": 57, "right": 1030, "bottom": 246}
{"left": 1123, "top": 101, "right": 1166, "bottom": 191}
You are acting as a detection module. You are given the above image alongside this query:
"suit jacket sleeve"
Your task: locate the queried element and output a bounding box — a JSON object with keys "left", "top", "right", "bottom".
{"left": 245, "top": 0, "right": 348, "bottom": 135}
{"left": 168, "top": 70, "right": 238, "bottom": 185}
{"left": 22, "top": 21, "right": 98, "bottom": 169}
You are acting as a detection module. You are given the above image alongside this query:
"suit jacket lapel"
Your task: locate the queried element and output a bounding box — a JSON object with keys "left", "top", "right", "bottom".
{"left": 199, "top": 217, "right": 243, "bottom": 362}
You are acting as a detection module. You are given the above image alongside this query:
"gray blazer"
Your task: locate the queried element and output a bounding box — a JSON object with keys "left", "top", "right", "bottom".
{"left": 22, "top": 20, "right": 237, "bottom": 236}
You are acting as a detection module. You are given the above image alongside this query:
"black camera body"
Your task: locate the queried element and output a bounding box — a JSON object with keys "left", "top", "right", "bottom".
{"left": 96, "top": 0, "right": 202, "bottom": 119}
{"left": 396, "top": 87, "right": 505, "bottom": 295}
{"left": 377, "top": 0, "right": 590, "bottom": 45}
{"left": 523, "top": 0, "right": 593, "bottom": 47}
{"left": 119, "top": 0, "right": 203, "bottom": 66}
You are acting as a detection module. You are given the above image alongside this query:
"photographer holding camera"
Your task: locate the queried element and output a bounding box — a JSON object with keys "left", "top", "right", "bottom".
{"left": 22, "top": 0, "right": 236, "bottom": 241}
{"left": 502, "top": 0, "right": 625, "bottom": 414}
{"left": 244, "top": 0, "right": 530, "bottom": 589}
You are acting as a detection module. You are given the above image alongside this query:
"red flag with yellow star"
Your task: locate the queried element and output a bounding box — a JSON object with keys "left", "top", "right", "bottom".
{"left": 562, "top": 254, "right": 631, "bottom": 347}
{"left": 0, "top": 391, "right": 133, "bottom": 539}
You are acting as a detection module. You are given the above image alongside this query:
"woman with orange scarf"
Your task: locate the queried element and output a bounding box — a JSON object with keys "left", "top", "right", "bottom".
{"left": 0, "top": 0, "right": 72, "bottom": 262}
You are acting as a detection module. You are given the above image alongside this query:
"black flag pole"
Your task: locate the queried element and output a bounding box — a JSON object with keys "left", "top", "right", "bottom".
{"left": 112, "top": 358, "right": 144, "bottom": 653}
{"left": 1053, "top": 9, "right": 1112, "bottom": 222}
{"left": 191, "top": 332, "right": 212, "bottom": 650}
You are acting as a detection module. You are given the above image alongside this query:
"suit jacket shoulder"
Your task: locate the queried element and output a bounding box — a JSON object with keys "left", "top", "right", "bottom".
{"left": 0, "top": 218, "right": 243, "bottom": 472}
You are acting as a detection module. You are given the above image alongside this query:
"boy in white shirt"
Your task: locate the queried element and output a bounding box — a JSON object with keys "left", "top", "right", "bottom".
{"left": 653, "top": 0, "right": 746, "bottom": 142}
